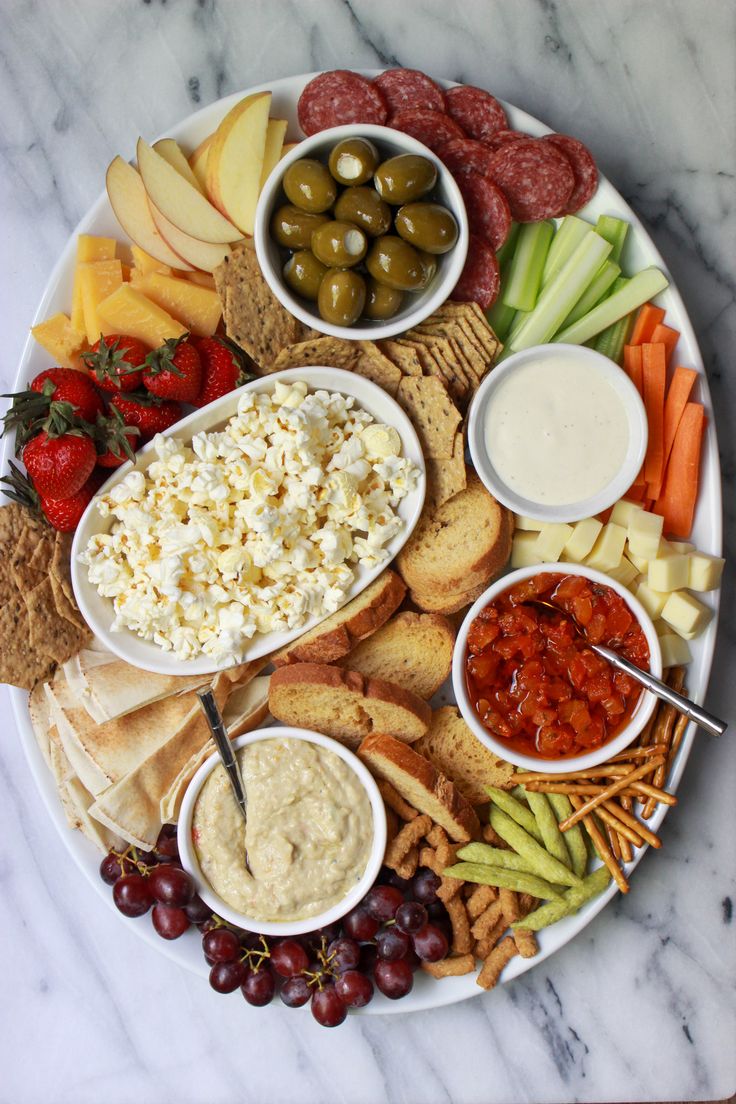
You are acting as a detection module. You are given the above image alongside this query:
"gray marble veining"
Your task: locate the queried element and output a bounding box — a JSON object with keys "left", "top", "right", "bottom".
{"left": 0, "top": 2, "right": 734, "bottom": 1102}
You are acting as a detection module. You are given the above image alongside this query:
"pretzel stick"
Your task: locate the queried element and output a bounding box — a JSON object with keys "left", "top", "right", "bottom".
{"left": 512, "top": 751, "right": 664, "bottom": 783}
{"left": 593, "top": 803, "right": 644, "bottom": 847}
{"left": 557, "top": 759, "right": 665, "bottom": 829}
{"left": 629, "top": 781, "right": 677, "bottom": 805}
{"left": 603, "top": 800, "right": 661, "bottom": 848}
{"left": 606, "top": 823, "right": 622, "bottom": 860}
{"left": 619, "top": 833, "right": 633, "bottom": 863}
{"left": 569, "top": 794, "right": 629, "bottom": 893}
{"left": 667, "top": 712, "right": 690, "bottom": 772}
{"left": 642, "top": 714, "right": 679, "bottom": 818}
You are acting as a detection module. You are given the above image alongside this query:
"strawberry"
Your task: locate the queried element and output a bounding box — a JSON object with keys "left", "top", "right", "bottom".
{"left": 3, "top": 373, "right": 101, "bottom": 451}
{"left": 94, "top": 407, "right": 141, "bottom": 468}
{"left": 23, "top": 429, "right": 97, "bottom": 499}
{"left": 30, "top": 368, "right": 104, "bottom": 422}
{"left": 81, "top": 334, "right": 149, "bottom": 392}
{"left": 142, "top": 335, "right": 202, "bottom": 403}
{"left": 40, "top": 480, "right": 96, "bottom": 531}
{"left": 108, "top": 393, "right": 183, "bottom": 441}
{"left": 191, "top": 336, "right": 250, "bottom": 408}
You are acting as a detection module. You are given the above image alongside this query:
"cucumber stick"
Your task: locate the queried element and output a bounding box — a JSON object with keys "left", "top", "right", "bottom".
{"left": 596, "top": 215, "right": 629, "bottom": 264}
{"left": 504, "top": 231, "right": 612, "bottom": 354}
{"left": 592, "top": 280, "right": 635, "bottom": 363}
{"left": 486, "top": 222, "right": 521, "bottom": 339}
{"left": 541, "top": 215, "right": 591, "bottom": 286}
{"left": 502, "top": 221, "right": 554, "bottom": 312}
{"left": 553, "top": 267, "right": 669, "bottom": 346}
{"left": 560, "top": 259, "right": 621, "bottom": 329}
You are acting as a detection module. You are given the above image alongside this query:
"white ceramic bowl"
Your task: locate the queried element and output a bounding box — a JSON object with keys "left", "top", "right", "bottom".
{"left": 71, "top": 366, "right": 426, "bottom": 675}
{"left": 254, "top": 123, "right": 469, "bottom": 340}
{"left": 177, "top": 726, "right": 387, "bottom": 936}
{"left": 452, "top": 561, "right": 663, "bottom": 774}
{"left": 467, "top": 344, "right": 648, "bottom": 524}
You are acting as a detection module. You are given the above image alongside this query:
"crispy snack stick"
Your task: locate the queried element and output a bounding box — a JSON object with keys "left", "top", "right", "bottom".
{"left": 437, "top": 875, "right": 464, "bottom": 903}
{"left": 603, "top": 800, "right": 661, "bottom": 848}
{"left": 557, "top": 760, "right": 665, "bottom": 829}
{"left": 422, "top": 954, "right": 475, "bottom": 978}
{"left": 524, "top": 789, "right": 572, "bottom": 869}
{"left": 444, "top": 862, "right": 564, "bottom": 899}
{"left": 490, "top": 807, "right": 583, "bottom": 887}
{"left": 446, "top": 896, "right": 473, "bottom": 954}
{"left": 378, "top": 779, "right": 418, "bottom": 821}
{"left": 546, "top": 793, "right": 587, "bottom": 879}
{"left": 470, "top": 898, "right": 504, "bottom": 940}
{"left": 385, "top": 814, "right": 432, "bottom": 870}
{"left": 513, "top": 929, "right": 539, "bottom": 958}
{"left": 466, "top": 883, "right": 497, "bottom": 919}
{"left": 419, "top": 845, "right": 439, "bottom": 873}
{"left": 457, "top": 842, "right": 537, "bottom": 872}
{"left": 499, "top": 888, "right": 520, "bottom": 925}
{"left": 484, "top": 786, "right": 544, "bottom": 843}
{"left": 476, "top": 936, "right": 518, "bottom": 991}
{"left": 513, "top": 865, "right": 612, "bottom": 931}
{"left": 474, "top": 918, "right": 508, "bottom": 960}
{"left": 394, "top": 846, "right": 419, "bottom": 880}
{"left": 568, "top": 795, "right": 629, "bottom": 893}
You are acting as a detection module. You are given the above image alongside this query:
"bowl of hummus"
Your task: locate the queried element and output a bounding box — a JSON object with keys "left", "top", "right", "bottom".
{"left": 177, "top": 726, "right": 387, "bottom": 936}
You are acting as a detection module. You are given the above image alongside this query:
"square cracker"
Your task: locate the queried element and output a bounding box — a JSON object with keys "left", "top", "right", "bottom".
{"left": 434, "top": 301, "right": 501, "bottom": 363}
{"left": 352, "top": 341, "right": 402, "bottom": 396}
{"left": 405, "top": 331, "right": 469, "bottom": 406}
{"left": 395, "top": 336, "right": 465, "bottom": 405}
{"left": 410, "top": 328, "right": 476, "bottom": 398}
{"left": 378, "top": 340, "right": 424, "bottom": 377}
{"left": 396, "top": 376, "right": 461, "bottom": 459}
{"left": 426, "top": 432, "right": 467, "bottom": 506}
{"left": 417, "top": 319, "right": 485, "bottom": 386}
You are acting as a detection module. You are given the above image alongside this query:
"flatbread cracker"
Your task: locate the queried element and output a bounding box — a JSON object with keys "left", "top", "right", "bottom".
{"left": 352, "top": 341, "right": 402, "bottom": 396}
{"left": 270, "top": 335, "right": 357, "bottom": 372}
{"left": 26, "top": 577, "right": 88, "bottom": 664}
{"left": 0, "top": 589, "right": 55, "bottom": 689}
{"left": 426, "top": 433, "right": 467, "bottom": 506}
{"left": 378, "top": 340, "right": 424, "bottom": 377}
{"left": 217, "top": 246, "right": 306, "bottom": 368}
{"left": 396, "top": 376, "right": 461, "bottom": 459}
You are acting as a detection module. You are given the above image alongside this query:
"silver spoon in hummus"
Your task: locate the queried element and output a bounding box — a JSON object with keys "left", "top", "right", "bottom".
{"left": 197, "top": 689, "right": 253, "bottom": 875}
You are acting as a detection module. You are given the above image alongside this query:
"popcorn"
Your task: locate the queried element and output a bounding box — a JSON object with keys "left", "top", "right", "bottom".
{"left": 80, "top": 383, "right": 419, "bottom": 664}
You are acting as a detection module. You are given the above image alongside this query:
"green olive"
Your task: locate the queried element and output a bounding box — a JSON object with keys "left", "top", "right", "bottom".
{"left": 364, "top": 279, "right": 404, "bottom": 321}
{"left": 318, "top": 268, "right": 367, "bottom": 327}
{"left": 417, "top": 249, "right": 438, "bottom": 288}
{"left": 365, "top": 235, "right": 426, "bottom": 291}
{"left": 282, "top": 158, "right": 338, "bottom": 213}
{"left": 311, "top": 220, "right": 368, "bottom": 268}
{"left": 283, "top": 250, "right": 328, "bottom": 301}
{"left": 334, "top": 187, "right": 392, "bottom": 238}
{"left": 373, "top": 154, "right": 438, "bottom": 205}
{"left": 328, "top": 138, "right": 380, "bottom": 186}
{"left": 271, "top": 205, "right": 329, "bottom": 249}
{"left": 395, "top": 201, "right": 459, "bottom": 254}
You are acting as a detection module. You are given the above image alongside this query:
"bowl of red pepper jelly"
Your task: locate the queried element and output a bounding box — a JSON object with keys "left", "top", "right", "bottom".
{"left": 453, "top": 563, "right": 662, "bottom": 773}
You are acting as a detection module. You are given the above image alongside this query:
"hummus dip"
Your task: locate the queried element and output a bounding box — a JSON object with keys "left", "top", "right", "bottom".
{"left": 192, "top": 738, "right": 373, "bottom": 922}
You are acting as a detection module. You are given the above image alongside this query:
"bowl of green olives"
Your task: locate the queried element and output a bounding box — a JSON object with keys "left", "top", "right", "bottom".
{"left": 254, "top": 124, "right": 469, "bottom": 339}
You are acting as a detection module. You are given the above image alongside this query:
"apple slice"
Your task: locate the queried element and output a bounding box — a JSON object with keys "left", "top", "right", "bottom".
{"left": 189, "top": 135, "right": 212, "bottom": 192}
{"left": 148, "top": 200, "right": 232, "bottom": 273}
{"left": 153, "top": 138, "right": 205, "bottom": 194}
{"left": 106, "top": 156, "right": 192, "bottom": 270}
{"left": 137, "top": 137, "right": 242, "bottom": 244}
{"left": 259, "top": 119, "right": 288, "bottom": 191}
{"left": 206, "top": 91, "right": 272, "bottom": 235}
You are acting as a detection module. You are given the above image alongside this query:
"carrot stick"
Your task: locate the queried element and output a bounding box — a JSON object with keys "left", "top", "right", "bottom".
{"left": 642, "top": 343, "right": 667, "bottom": 493}
{"left": 630, "top": 303, "right": 665, "bottom": 346}
{"left": 663, "top": 366, "right": 698, "bottom": 468}
{"left": 623, "top": 483, "right": 645, "bottom": 502}
{"left": 653, "top": 402, "right": 706, "bottom": 538}
{"left": 623, "top": 344, "right": 643, "bottom": 396}
{"left": 649, "top": 322, "right": 679, "bottom": 366}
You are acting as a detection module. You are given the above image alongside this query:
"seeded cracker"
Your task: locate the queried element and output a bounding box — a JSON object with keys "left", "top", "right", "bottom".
{"left": 270, "top": 335, "right": 357, "bottom": 372}
{"left": 216, "top": 246, "right": 306, "bottom": 368}
{"left": 435, "top": 301, "right": 501, "bottom": 363}
{"left": 26, "top": 577, "right": 88, "bottom": 664}
{"left": 396, "top": 376, "right": 461, "bottom": 459}
{"left": 352, "top": 341, "right": 402, "bottom": 396}
{"left": 378, "top": 340, "right": 424, "bottom": 377}
{"left": 416, "top": 321, "right": 483, "bottom": 389}
{"left": 406, "top": 331, "right": 469, "bottom": 405}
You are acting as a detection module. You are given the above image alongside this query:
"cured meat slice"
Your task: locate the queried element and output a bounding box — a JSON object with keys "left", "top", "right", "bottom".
{"left": 374, "top": 68, "right": 446, "bottom": 114}
{"left": 444, "top": 85, "right": 507, "bottom": 142}
{"left": 450, "top": 234, "right": 500, "bottom": 310}
{"left": 543, "top": 133, "right": 599, "bottom": 213}
{"left": 389, "top": 108, "right": 464, "bottom": 153}
{"left": 298, "top": 70, "right": 388, "bottom": 136}
{"left": 456, "top": 171, "right": 512, "bottom": 251}
{"left": 437, "top": 137, "right": 496, "bottom": 177}
{"left": 487, "top": 139, "right": 575, "bottom": 222}
{"left": 482, "top": 129, "right": 532, "bottom": 152}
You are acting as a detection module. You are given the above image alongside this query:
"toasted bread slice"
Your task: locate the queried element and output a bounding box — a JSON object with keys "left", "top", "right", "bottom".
{"left": 268, "top": 662, "right": 430, "bottom": 749}
{"left": 409, "top": 580, "right": 489, "bottom": 615}
{"left": 414, "top": 706, "right": 513, "bottom": 805}
{"left": 340, "top": 611, "right": 455, "bottom": 700}
{"left": 271, "top": 570, "right": 406, "bottom": 667}
{"left": 396, "top": 471, "right": 512, "bottom": 597}
{"left": 359, "top": 732, "right": 479, "bottom": 842}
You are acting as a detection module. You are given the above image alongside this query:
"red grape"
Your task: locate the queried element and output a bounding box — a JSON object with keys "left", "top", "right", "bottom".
{"left": 327, "top": 937, "right": 361, "bottom": 974}
{"left": 99, "top": 852, "right": 134, "bottom": 884}
{"left": 271, "top": 939, "right": 310, "bottom": 978}
{"left": 184, "top": 895, "right": 213, "bottom": 925}
{"left": 242, "top": 968, "right": 275, "bottom": 1006}
{"left": 412, "top": 923, "right": 449, "bottom": 962}
{"left": 412, "top": 868, "right": 441, "bottom": 905}
{"left": 375, "top": 927, "right": 411, "bottom": 961}
{"left": 154, "top": 824, "right": 180, "bottom": 863}
{"left": 113, "top": 874, "right": 153, "bottom": 917}
{"left": 148, "top": 865, "right": 195, "bottom": 907}
{"left": 311, "top": 986, "right": 347, "bottom": 1027}
{"left": 203, "top": 927, "right": 241, "bottom": 963}
{"left": 374, "top": 959, "right": 414, "bottom": 999}
{"left": 335, "top": 970, "right": 374, "bottom": 1008}
{"left": 210, "top": 960, "right": 247, "bottom": 993}
{"left": 395, "top": 901, "right": 428, "bottom": 934}
{"left": 359, "top": 943, "right": 378, "bottom": 975}
{"left": 385, "top": 870, "right": 412, "bottom": 892}
{"left": 343, "top": 907, "right": 380, "bottom": 942}
{"left": 364, "top": 884, "right": 404, "bottom": 922}
{"left": 280, "top": 975, "right": 312, "bottom": 1008}
{"left": 152, "top": 904, "right": 190, "bottom": 940}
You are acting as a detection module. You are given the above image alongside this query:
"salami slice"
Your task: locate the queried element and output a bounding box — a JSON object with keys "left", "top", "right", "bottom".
{"left": 543, "top": 133, "right": 599, "bottom": 213}
{"left": 487, "top": 139, "right": 575, "bottom": 222}
{"left": 456, "top": 171, "right": 512, "bottom": 251}
{"left": 444, "top": 85, "right": 508, "bottom": 142}
{"left": 450, "top": 234, "right": 500, "bottom": 310}
{"left": 298, "top": 70, "right": 388, "bottom": 136}
{"left": 437, "top": 137, "right": 496, "bottom": 177}
{"left": 389, "top": 108, "right": 464, "bottom": 152}
{"left": 482, "top": 129, "right": 532, "bottom": 152}
{"left": 373, "top": 68, "right": 446, "bottom": 114}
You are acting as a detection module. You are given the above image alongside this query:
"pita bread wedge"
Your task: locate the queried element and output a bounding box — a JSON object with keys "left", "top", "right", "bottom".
{"left": 76, "top": 657, "right": 211, "bottom": 723}
{"left": 28, "top": 681, "right": 53, "bottom": 770}
{"left": 64, "top": 777, "right": 124, "bottom": 853}
{"left": 45, "top": 674, "right": 110, "bottom": 795}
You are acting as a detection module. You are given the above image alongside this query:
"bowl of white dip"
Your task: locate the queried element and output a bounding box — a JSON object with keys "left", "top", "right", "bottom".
{"left": 177, "top": 726, "right": 387, "bottom": 936}
{"left": 467, "top": 344, "right": 648, "bottom": 524}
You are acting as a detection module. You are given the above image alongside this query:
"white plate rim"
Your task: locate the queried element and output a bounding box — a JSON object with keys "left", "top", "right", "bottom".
{"left": 2, "top": 68, "right": 723, "bottom": 1016}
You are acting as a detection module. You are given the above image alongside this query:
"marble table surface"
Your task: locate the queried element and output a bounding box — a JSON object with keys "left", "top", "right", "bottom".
{"left": 1, "top": 1, "right": 734, "bottom": 1101}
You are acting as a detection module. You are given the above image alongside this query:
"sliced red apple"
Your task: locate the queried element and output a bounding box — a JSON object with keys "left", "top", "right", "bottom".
{"left": 106, "top": 156, "right": 192, "bottom": 270}
{"left": 148, "top": 201, "right": 233, "bottom": 273}
{"left": 259, "top": 119, "right": 288, "bottom": 191}
{"left": 153, "top": 138, "right": 205, "bottom": 194}
{"left": 206, "top": 91, "right": 272, "bottom": 236}
{"left": 189, "top": 135, "right": 212, "bottom": 193}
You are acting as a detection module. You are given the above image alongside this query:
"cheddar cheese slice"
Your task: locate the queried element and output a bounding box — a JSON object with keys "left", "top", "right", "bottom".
{"left": 97, "top": 284, "right": 186, "bottom": 348}
{"left": 78, "top": 259, "right": 124, "bottom": 344}
{"left": 31, "top": 313, "right": 87, "bottom": 371}
{"left": 130, "top": 272, "right": 221, "bottom": 336}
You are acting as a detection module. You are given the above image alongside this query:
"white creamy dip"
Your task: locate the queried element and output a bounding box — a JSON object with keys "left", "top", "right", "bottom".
{"left": 192, "top": 738, "right": 373, "bottom": 922}
{"left": 484, "top": 355, "right": 630, "bottom": 506}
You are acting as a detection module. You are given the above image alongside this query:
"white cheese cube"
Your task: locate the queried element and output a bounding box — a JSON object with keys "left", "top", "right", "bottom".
{"left": 511, "top": 531, "right": 541, "bottom": 569}
{"left": 670, "top": 541, "right": 694, "bottom": 554}
{"left": 661, "top": 590, "right": 713, "bottom": 638}
{"left": 628, "top": 510, "right": 664, "bottom": 560}
{"left": 610, "top": 499, "right": 643, "bottom": 529}
{"left": 634, "top": 580, "right": 670, "bottom": 619}
{"left": 648, "top": 553, "right": 689, "bottom": 593}
{"left": 687, "top": 551, "right": 725, "bottom": 592}
{"left": 606, "top": 557, "right": 639, "bottom": 587}
{"left": 658, "top": 632, "right": 693, "bottom": 668}
{"left": 533, "top": 523, "right": 574, "bottom": 563}
{"left": 562, "top": 517, "right": 603, "bottom": 562}
{"left": 626, "top": 547, "right": 649, "bottom": 574}
{"left": 514, "top": 515, "right": 545, "bottom": 531}
{"left": 585, "top": 523, "right": 627, "bottom": 572}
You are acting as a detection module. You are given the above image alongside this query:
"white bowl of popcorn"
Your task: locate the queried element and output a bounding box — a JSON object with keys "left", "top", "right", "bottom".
{"left": 71, "top": 367, "right": 426, "bottom": 675}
